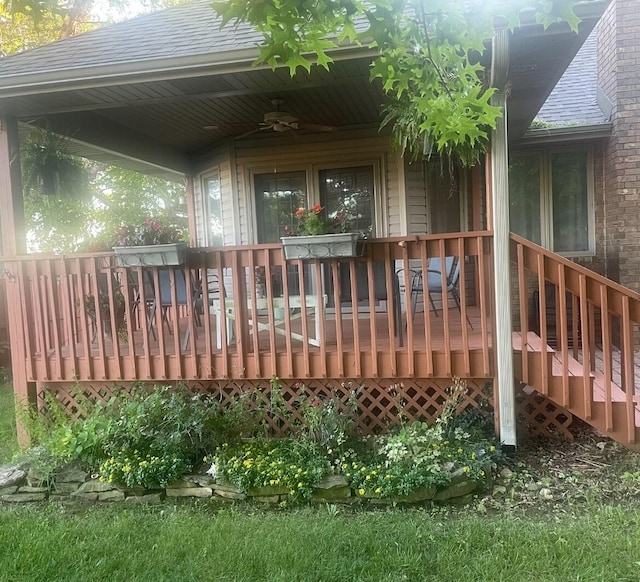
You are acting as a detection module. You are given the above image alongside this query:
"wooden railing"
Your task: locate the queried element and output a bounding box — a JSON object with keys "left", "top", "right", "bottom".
{"left": 2, "top": 233, "right": 494, "bottom": 384}
{"left": 511, "top": 234, "right": 640, "bottom": 445}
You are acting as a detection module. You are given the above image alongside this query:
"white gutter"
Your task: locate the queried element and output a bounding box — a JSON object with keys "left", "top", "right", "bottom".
{"left": 518, "top": 123, "right": 612, "bottom": 145}
{"left": 0, "top": 44, "right": 376, "bottom": 99}
{"left": 490, "top": 26, "right": 517, "bottom": 449}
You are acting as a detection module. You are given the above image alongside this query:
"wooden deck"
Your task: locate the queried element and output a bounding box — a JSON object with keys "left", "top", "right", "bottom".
{"left": 7, "top": 231, "right": 640, "bottom": 447}
{"left": 47, "top": 305, "right": 493, "bottom": 381}
{"left": 4, "top": 234, "right": 494, "bottom": 384}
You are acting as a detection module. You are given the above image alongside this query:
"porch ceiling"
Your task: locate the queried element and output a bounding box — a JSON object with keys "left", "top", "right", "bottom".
{"left": 0, "top": 2, "right": 605, "bottom": 180}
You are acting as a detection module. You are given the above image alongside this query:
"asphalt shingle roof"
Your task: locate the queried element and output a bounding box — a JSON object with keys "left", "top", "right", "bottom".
{"left": 0, "top": 0, "right": 261, "bottom": 77}
{"left": 536, "top": 30, "right": 608, "bottom": 126}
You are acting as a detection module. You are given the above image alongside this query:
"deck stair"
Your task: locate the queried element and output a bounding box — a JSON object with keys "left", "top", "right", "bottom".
{"left": 513, "top": 328, "right": 640, "bottom": 448}
{"left": 511, "top": 233, "right": 640, "bottom": 448}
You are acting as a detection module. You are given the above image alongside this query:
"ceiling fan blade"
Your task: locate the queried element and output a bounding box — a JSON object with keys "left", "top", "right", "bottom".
{"left": 298, "top": 122, "right": 336, "bottom": 132}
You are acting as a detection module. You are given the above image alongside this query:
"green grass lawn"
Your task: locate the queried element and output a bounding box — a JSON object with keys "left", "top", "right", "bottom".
{"left": 0, "top": 380, "right": 18, "bottom": 464}
{"left": 0, "top": 503, "right": 639, "bottom": 581}
{"left": 1, "top": 382, "right": 640, "bottom": 581}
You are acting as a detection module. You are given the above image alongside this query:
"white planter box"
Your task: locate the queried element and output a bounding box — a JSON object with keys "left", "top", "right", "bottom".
{"left": 281, "top": 233, "right": 364, "bottom": 260}
{"left": 113, "top": 242, "right": 188, "bottom": 267}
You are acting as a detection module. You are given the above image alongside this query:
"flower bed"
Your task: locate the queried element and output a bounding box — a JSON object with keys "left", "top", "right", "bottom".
{"left": 4, "top": 379, "right": 502, "bottom": 507}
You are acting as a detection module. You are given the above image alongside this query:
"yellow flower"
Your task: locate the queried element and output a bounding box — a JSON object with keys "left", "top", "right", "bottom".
{"left": 375, "top": 487, "right": 382, "bottom": 494}
{"left": 358, "top": 488, "right": 366, "bottom": 496}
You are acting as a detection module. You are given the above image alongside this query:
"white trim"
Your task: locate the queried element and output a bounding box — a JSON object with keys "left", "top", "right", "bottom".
{"left": 200, "top": 170, "right": 223, "bottom": 247}
{"left": 312, "top": 159, "right": 385, "bottom": 237}
{"left": 491, "top": 27, "right": 517, "bottom": 448}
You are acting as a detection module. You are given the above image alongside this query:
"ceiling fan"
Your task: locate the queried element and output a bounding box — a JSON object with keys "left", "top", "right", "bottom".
{"left": 205, "top": 99, "right": 336, "bottom": 138}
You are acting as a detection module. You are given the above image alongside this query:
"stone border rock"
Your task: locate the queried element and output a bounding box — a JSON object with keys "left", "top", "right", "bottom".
{"left": 0, "top": 463, "right": 487, "bottom": 506}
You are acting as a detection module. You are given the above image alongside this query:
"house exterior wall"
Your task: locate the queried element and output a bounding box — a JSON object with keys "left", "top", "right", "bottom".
{"left": 595, "top": 0, "right": 640, "bottom": 290}
{"left": 197, "top": 134, "right": 403, "bottom": 243}
{"left": 194, "top": 148, "right": 237, "bottom": 246}
{"left": 404, "top": 160, "right": 429, "bottom": 235}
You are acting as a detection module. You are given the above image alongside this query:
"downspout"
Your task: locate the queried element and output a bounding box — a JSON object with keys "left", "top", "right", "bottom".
{"left": 490, "top": 26, "right": 517, "bottom": 449}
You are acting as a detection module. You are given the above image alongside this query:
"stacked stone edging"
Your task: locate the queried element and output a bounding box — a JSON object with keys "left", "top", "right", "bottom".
{"left": 0, "top": 463, "right": 488, "bottom": 506}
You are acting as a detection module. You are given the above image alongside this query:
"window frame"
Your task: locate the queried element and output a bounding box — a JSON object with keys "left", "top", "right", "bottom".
{"left": 201, "top": 170, "right": 224, "bottom": 247}
{"left": 249, "top": 158, "right": 386, "bottom": 243}
{"left": 509, "top": 146, "right": 595, "bottom": 257}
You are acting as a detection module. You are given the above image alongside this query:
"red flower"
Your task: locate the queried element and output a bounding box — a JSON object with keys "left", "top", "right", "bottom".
{"left": 295, "top": 207, "right": 305, "bottom": 217}
{"left": 313, "top": 204, "right": 322, "bottom": 213}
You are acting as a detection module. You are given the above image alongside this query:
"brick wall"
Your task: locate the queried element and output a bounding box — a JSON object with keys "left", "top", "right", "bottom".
{"left": 596, "top": 0, "right": 640, "bottom": 291}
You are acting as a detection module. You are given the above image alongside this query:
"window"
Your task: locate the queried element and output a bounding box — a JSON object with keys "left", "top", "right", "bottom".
{"left": 254, "top": 171, "right": 307, "bottom": 243}
{"left": 509, "top": 148, "right": 593, "bottom": 255}
{"left": 204, "top": 173, "right": 224, "bottom": 246}
{"left": 319, "top": 166, "right": 375, "bottom": 237}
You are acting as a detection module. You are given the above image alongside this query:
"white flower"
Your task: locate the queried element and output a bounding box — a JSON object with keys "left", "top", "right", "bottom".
{"left": 206, "top": 462, "right": 218, "bottom": 479}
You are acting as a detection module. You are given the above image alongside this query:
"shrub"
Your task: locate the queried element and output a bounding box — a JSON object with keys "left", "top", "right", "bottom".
{"left": 95, "top": 386, "right": 223, "bottom": 487}
{"left": 339, "top": 379, "right": 502, "bottom": 498}
{"left": 292, "top": 382, "right": 361, "bottom": 455}
{"left": 20, "top": 384, "right": 227, "bottom": 488}
{"left": 212, "top": 440, "right": 330, "bottom": 500}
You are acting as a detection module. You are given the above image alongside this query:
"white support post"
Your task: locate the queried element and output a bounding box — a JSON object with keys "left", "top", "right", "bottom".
{"left": 491, "top": 27, "right": 517, "bottom": 448}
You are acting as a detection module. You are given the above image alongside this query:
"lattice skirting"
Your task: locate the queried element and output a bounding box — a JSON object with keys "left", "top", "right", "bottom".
{"left": 36, "top": 378, "right": 573, "bottom": 439}
{"left": 514, "top": 383, "right": 574, "bottom": 440}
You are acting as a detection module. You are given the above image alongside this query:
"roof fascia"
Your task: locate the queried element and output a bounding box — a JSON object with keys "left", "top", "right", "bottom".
{"left": 515, "top": 123, "right": 613, "bottom": 146}
{"left": 0, "top": 45, "right": 375, "bottom": 99}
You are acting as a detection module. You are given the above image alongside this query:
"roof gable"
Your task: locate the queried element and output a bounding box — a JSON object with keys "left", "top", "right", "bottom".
{"left": 536, "top": 30, "right": 608, "bottom": 126}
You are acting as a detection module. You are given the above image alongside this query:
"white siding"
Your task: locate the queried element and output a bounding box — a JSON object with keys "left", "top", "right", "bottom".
{"left": 195, "top": 133, "right": 408, "bottom": 244}
{"left": 404, "top": 160, "right": 429, "bottom": 235}
{"left": 194, "top": 148, "right": 236, "bottom": 246}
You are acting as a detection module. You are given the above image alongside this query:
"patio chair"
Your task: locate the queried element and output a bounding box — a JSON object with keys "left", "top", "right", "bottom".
{"left": 409, "top": 256, "right": 473, "bottom": 329}
{"left": 146, "top": 268, "right": 203, "bottom": 348}
{"left": 86, "top": 272, "right": 125, "bottom": 342}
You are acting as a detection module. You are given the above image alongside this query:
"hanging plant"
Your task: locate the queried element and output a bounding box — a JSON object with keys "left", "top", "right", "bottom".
{"left": 21, "top": 128, "right": 90, "bottom": 198}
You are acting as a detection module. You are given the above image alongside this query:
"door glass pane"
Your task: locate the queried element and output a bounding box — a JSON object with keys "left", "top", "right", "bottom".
{"left": 204, "top": 174, "right": 223, "bottom": 246}
{"left": 551, "top": 151, "right": 589, "bottom": 253}
{"left": 509, "top": 154, "right": 542, "bottom": 245}
{"left": 254, "top": 172, "right": 307, "bottom": 243}
{"left": 319, "top": 166, "right": 374, "bottom": 237}
{"left": 426, "top": 161, "right": 462, "bottom": 233}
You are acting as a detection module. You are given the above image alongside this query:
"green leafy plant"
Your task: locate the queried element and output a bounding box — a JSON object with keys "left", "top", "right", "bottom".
{"left": 340, "top": 378, "right": 502, "bottom": 498}
{"left": 21, "top": 128, "right": 90, "bottom": 198}
{"left": 95, "top": 385, "right": 223, "bottom": 487}
{"left": 212, "top": 439, "right": 330, "bottom": 500}
{"left": 294, "top": 382, "right": 361, "bottom": 456}
{"left": 213, "top": 0, "right": 582, "bottom": 166}
{"left": 284, "top": 204, "right": 353, "bottom": 236}
{"left": 19, "top": 384, "right": 227, "bottom": 488}
{"left": 114, "top": 217, "right": 185, "bottom": 246}
{"left": 99, "top": 450, "right": 190, "bottom": 489}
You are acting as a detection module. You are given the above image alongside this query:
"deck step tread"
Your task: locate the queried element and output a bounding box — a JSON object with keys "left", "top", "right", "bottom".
{"left": 512, "top": 331, "right": 554, "bottom": 353}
